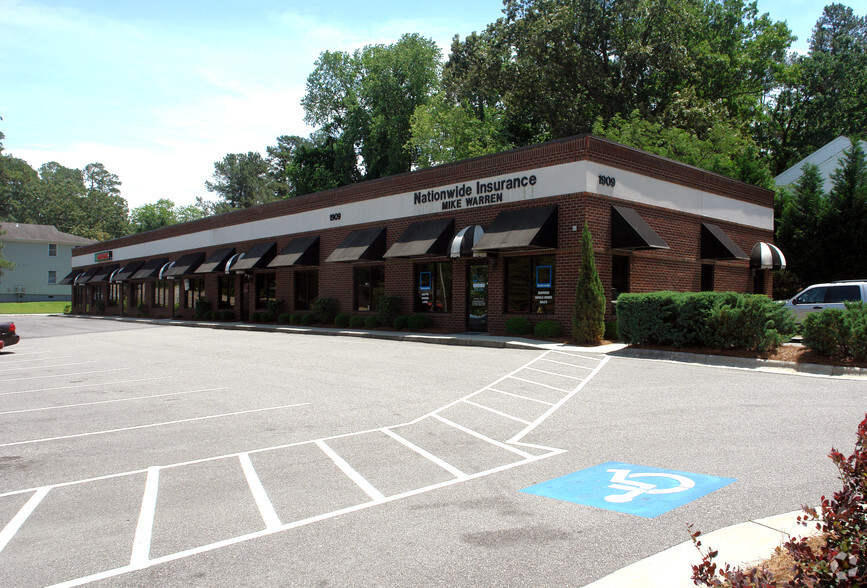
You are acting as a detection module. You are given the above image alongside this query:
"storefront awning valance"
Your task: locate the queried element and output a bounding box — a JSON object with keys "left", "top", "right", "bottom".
{"left": 450, "top": 225, "right": 484, "bottom": 258}
{"left": 113, "top": 260, "right": 144, "bottom": 282}
{"left": 231, "top": 242, "right": 278, "bottom": 272}
{"left": 131, "top": 257, "right": 169, "bottom": 280}
{"left": 268, "top": 236, "right": 320, "bottom": 268}
{"left": 325, "top": 227, "right": 386, "bottom": 263}
{"left": 751, "top": 242, "right": 786, "bottom": 270}
{"left": 88, "top": 264, "right": 119, "bottom": 284}
{"left": 164, "top": 252, "right": 206, "bottom": 277}
{"left": 384, "top": 219, "right": 453, "bottom": 259}
{"left": 611, "top": 205, "right": 670, "bottom": 251}
{"left": 473, "top": 205, "right": 558, "bottom": 252}
{"left": 194, "top": 248, "right": 235, "bottom": 274}
{"left": 74, "top": 266, "right": 101, "bottom": 285}
{"left": 59, "top": 269, "right": 82, "bottom": 285}
{"left": 701, "top": 223, "right": 748, "bottom": 260}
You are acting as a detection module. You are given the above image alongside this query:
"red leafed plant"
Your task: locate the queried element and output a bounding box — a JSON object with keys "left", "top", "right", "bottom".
{"left": 690, "top": 412, "right": 866, "bottom": 587}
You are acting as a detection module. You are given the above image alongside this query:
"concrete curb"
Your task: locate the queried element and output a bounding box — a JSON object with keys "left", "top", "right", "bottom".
{"left": 583, "top": 510, "right": 819, "bottom": 587}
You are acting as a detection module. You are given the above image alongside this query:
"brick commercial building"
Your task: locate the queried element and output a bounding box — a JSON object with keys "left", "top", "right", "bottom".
{"left": 67, "top": 135, "right": 784, "bottom": 334}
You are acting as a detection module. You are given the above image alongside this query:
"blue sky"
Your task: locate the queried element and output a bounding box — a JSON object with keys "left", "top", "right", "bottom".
{"left": 1, "top": 0, "right": 860, "bottom": 210}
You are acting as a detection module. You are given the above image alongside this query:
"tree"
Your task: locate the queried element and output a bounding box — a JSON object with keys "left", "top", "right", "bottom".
{"left": 572, "top": 222, "right": 605, "bottom": 345}
{"left": 0, "top": 229, "right": 14, "bottom": 278}
{"left": 301, "top": 33, "right": 441, "bottom": 182}
{"left": 129, "top": 199, "right": 179, "bottom": 233}
{"left": 824, "top": 139, "right": 867, "bottom": 280}
{"left": 775, "top": 164, "right": 827, "bottom": 287}
{"left": 205, "top": 152, "right": 275, "bottom": 209}
{"left": 266, "top": 135, "right": 312, "bottom": 199}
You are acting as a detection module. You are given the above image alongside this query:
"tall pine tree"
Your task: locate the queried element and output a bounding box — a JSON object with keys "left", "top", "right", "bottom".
{"left": 572, "top": 222, "right": 605, "bottom": 345}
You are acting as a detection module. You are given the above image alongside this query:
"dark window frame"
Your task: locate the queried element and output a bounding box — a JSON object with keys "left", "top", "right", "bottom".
{"left": 294, "top": 269, "right": 319, "bottom": 311}
{"left": 414, "top": 261, "right": 452, "bottom": 313}
{"left": 354, "top": 265, "right": 385, "bottom": 312}
{"left": 505, "top": 254, "right": 555, "bottom": 314}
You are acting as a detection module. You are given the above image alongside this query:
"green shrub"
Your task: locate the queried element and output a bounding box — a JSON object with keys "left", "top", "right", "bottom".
{"left": 250, "top": 312, "right": 262, "bottom": 323}
{"left": 277, "top": 313, "right": 291, "bottom": 324}
{"left": 335, "top": 313, "right": 351, "bottom": 328}
{"left": 803, "top": 301, "right": 867, "bottom": 360}
{"left": 604, "top": 320, "right": 618, "bottom": 341}
{"left": 264, "top": 299, "right": 285, "bottom": 323}
{"left": 194, "top": 299, "right": 211, "bottom": 320}
{"left": 349, "top": 315, "right": 366, "bottom": 328}
{"left": 616, "top": 291, "right": 795, "bottom": 352}
{"left": 300, "top": 313, "right": 316, "bottom": 326}
{"left": 63, "top": 304, "right": 71, "bottom": 314}
{"left": 203, "top": 311, "right": 213, "bottom": 320}
{"left": 506, "top": 317, "right": 532, "bottom": 335}
{"left": 375, "top": 294, "right": 402, "bottom": 325}
{"left": 534, "top": 320, "right": 562, "bottom": 338}
{"left": 394, "top": 315, "right": 409, "bottom": 330}
{"left": 407, "top": 313, "right": 432, "bottom": 331}
{"left": 289, "top": 313, "right": 301, "bottom": 325}
{"left": 221, "top": 310, "right": 235, "bottom": 321}
{"left": 137, "top": 302, "right": 147, "bottom": 317}
{"left": 311, "top": 297, "right": 339, "bottom": 324}
{"left": 364, "top": 315, "right": 381, "bottom": 329}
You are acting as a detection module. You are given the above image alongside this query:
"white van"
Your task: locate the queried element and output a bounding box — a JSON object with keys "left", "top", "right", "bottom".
{"left": 783, "top": 280, "right": 867, "bottom": 320}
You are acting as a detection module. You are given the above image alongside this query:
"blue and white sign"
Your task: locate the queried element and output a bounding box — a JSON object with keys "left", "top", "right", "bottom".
{"left": 521, "top": 461, "right": 736, "bottom": 518}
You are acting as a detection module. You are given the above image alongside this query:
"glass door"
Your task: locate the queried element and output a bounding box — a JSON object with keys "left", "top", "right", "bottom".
{"left": 467, "top": 262, "right": 488, "bottom": 332}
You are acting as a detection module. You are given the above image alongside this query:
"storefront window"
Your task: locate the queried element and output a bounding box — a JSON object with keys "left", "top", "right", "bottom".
{"left": 505, "top": 255, "right": 555, "bottom": 314}
{"left": 132, "top": 283, "right": 146, "bottom": 308}
{"left": 295, "top": 270, "right": 318, "bottom": 311}
{"left": 256, "top": 273, "right": 277, "bottom": 308}
{"left": 153, "top": 280, "right": 169, "bottom": 308}
{"left": 701, "top": 264, "right": 714, "bottom": 292}
{"left": 185, "top": 278, "right": 205, "bottom": 309}
{"left": 355, "top": 266, "right": 384, "bottom": 311}
{"left": 219, "top": 275, "right": 235, "bottom": 308}
{"left": 109, "top": 283, "right": 122, "bottom": 307}
{"left": 415, "top": 262, "right": 452, "bottom": 313}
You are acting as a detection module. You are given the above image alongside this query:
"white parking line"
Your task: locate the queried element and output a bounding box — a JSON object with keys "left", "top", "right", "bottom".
{"left": 130, "top": 467, "right": 159, "bottom": 568}
{"left": 489, "top": 388, "right": 556, "bottom": 406}
{"left": 524, "top": 366, "right": 585, "bottom": 380}
{"left": 0, "top": 355, "right": 74, "bottom": 364}
{"left": 508, "top": 375, "right": 569, "bottom": 392}
{"left": 0, "top": 388, "right": 226, "bottom": 416}
{"left": 0, "top": 403, "right": 311, "bottom": 448}
{"left": 0, "top": 376, "right": 172, "bottom": 398}
{"left": 463, "top": 400, "right": 532, "bottom": 425}
{"left": 0, "top": 360, "right": 100, "bottom": 373}
{"left": 0, "top": 367, "right": 127, "bottom": 383}
{"left": 433, "top": 414, "right": 535, "bottom": 459}
{"left": 381, "top": 428, "right": 466, "bottom": 479}
{"left": 540, "top": 357, "right": 596, "bottom": 369}
{"left": 239, "top": 453, "right": 282, "bottom": 530}
{"left": 316, "top": 440, "right": 385, "bottom": 501}
{"left": 0, "top": 487, "right": 50, "bottom": 554}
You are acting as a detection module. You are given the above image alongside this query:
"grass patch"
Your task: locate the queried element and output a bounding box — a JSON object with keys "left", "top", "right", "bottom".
{"left": 0, "top": 301, "right": 69, "bottom": 314}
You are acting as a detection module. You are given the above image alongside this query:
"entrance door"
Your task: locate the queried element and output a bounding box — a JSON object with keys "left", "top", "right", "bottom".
{"left": 467, "top": 262, "right": 488, "bottom": 332}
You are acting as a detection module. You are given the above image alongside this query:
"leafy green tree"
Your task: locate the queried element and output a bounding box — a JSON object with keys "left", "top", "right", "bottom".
{"left": 176, "top": 196, "right": 220, "bottom": 223}
{"left": 776, "top": 164, "right": 827, "bottom": 287}
{"left": 573, "top": 222, "right": 605, "bottom": 345}
{"left": 205, "top": 152, "right": 275, "bottom": 209}
{"left": 763, "top": 4, "right": 867, "bottom": 174}
{"left": 266, "top": 135, "right": 313, "bottom": 199}
{"left": 0, "top": 155, "right": 40, "bottom": 221}
{"left": 129, "top": 199, "right": 179, "bottom": 233}
{"left": 824, "top": 139, "right": 867, "bottom": 280}
{"left": 302, "top": 33, "right": 441, "bottom": 182}
{"left": 0, "top": 229, "right": 14, "bottom": 277}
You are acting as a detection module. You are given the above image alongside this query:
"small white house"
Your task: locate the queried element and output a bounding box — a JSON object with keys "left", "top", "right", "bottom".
{"left": 0, "top": 223, "right": 96, "bottom": 303}
{"left": 775, "top": 136, "right": 867, "bottom": 193}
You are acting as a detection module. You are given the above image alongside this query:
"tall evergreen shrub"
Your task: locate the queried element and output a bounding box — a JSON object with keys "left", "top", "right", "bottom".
{"left": 572, "top": 223, "right": 605, "bottom": 345}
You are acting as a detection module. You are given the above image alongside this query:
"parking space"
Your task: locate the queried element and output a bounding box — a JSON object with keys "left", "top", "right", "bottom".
{"left": 1, "top": 316, "right": 864, "bottom": 586}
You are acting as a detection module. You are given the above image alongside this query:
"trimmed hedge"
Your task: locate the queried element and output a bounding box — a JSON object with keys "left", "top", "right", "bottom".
{"left": 534, "top": 320, "right": 562, "bottom": 338}
{"left": 616, "top": 291, "right": 796, "bottom": 352}
{"left": 300, "top": 313, "right": 316, "bottom": 326}
{"left": 407, "top": 313, "right": 432, "bottom": 331}
{"left": 393, "top": 315, "right": 409, "bottom": 330}
{"left": 803, "top": 301, "right": 867, "bottom": 360}
{"left": 334, "top": 313, "right": 351, "bottom": 328}
{"left": 349, "top": 315, "right": 366, "bottom": 328}
{"left": 505, "top": 317, "right": 532, "bottom": 335}
{"left": 311, "top": 297, "right": 339, "bottom": 324}
{"left": 277, "top": 313, "right": 291, "bottom": 324}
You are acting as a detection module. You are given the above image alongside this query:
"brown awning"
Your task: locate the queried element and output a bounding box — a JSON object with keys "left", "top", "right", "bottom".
{"left": 164, "top": 252, "right": 206, "bottom": 277}
{"left": 473, "top": 206, "right": 557, "bottom": 252}
{"left": 131, "top": 257, "right": 169, "bottom": 280}
{"left": 325, "top": 227, "right": 386, "bottom": 263}
{"left": 231, "top": 242, "right": 278, "bottom": 272}
{"left": 268, "top": 236, "right": 320, "bottom": 268}
{"left": 384, "top": 219, "right": 453, "bottom": 259}
{"left": 73, "top": 266, "right": 101, "bottom": 285}
{"left": 194, "top": 248, "right": 235, "bottom": 274}
{"left": 59, "top": 269, "right": 82, "bottom": 285}
{"left": 113, "top": 260, "right": 145, "bottom": 282}
{"left": 88, "top": 264, "right": 119, "bottom": 284}
{"left": 701, "top": 223, "right": 748, "bottom": 260}
{"left": 611, "top": 206, "right": 669, "bottom": 251}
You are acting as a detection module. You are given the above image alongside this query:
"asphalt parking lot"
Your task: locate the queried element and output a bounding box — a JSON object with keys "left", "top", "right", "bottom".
{"left": 0, "top": 316, "right": 864, "bottom": 587}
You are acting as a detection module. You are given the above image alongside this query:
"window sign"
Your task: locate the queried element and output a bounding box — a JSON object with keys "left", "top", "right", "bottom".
{"left": 536, "top": 265, "right": 552, "bottom": 288}
{"left": 419, "top": 271, "right": 432, "bottom": 291}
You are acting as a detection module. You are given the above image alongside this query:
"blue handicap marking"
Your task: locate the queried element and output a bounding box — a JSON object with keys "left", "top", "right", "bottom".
{"left": 520, "top": 461, "right": 736, "bottom": 518}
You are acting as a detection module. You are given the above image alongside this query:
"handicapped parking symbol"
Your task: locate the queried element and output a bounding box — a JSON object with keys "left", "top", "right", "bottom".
{"left": 521, "top": 461, "right": 736, "bottom": 518}
{"left": 604, "top": 468, "right": 695, "bottom": 503}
